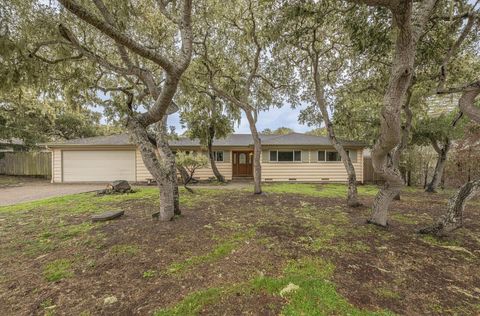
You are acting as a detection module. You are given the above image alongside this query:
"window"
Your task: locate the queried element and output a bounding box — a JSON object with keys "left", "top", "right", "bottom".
{"left": 326, "top": 151, "right": 341, "bottom": 161}
{"left": 270, "top": 151, "right": 277, "bottom": 162}
{"left": 317, "top": 150, "right": 357, "bottom": 162}
{"left": 213, "top": 151, "right": 224, "bottom": 162}
{"left": 348, "top": 150, "right": 357, "bottom": 163}
{"left": 278, "top": 151, "right": 293, "bottom": 161}
{"left": 269, "top": 150, "right": 301, "bottom": 162}
{"left": 239, "top": 153, "right": 246, "bottom": 164}
{"left": 318, "top": 151, "right": 325, "bottom": 161}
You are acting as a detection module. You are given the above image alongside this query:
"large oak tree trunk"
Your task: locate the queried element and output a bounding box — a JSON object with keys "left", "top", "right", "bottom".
{"left": 156, "top": 118, "right": 180, "bottom": 215}
{"left": 127, "top": 118, "right": 179, "bottom": 221}
{"left": 419, "top": 179, "right": 480, "bottom": 236}
{"left": 426, "top": 139, "right": 450, "bottom": 193}
{"left": 207, "top": 125, "right": 225, "bottom": 182}
{"left": 245, "top": 110, "right": 262, "bottom": 194}
{"left": 369, "top": 169, "right": 403, "bottom": 226}
{"left": 367, "top": 0, "right": 438, "bottom": 226}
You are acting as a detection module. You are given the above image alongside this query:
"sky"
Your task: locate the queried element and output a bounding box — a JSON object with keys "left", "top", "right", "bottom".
{"left": 167, "top": 104, "right": 313, "bottom": 134}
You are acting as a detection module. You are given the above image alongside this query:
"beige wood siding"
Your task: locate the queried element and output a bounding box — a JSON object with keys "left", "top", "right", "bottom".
{"left": 135, "top": 149, "right": 151, "bottom": 182}
{"left": 261, "top": 148, "right": 364, "bottom": 183}
{"left": 63, "top": 150, "right": 136, "bottom": 182}
{"left": 135, "top": 149, "right": 233, "bottom": 181}
{"left": 52, "top": 148, "right": 62, "bottom": 183}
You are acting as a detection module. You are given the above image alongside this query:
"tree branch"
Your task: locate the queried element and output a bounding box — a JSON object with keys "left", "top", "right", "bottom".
{"left": 437, "top": 13, "right": 476, "bottom": 91}
{"left": 58, "top": 0, "right": 177, "bottom": 73}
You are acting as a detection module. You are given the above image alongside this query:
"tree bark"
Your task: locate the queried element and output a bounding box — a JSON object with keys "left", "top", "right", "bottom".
{"left": 311, "top": 60, "right": 360, "bottom": 207}
{"left": 245, "top": 110, "right": 262, "bottom": 194}
{"left": 155, "top": 118, "right": 180, "bottom": 215}
{"left": 419, "top": 179, "right": 480, "bottom": 236}
{"left": 367, "top": 0, "right": 437, "bottom": 226}
{"left": 127, "top": 118, "right": 177, "bottom": 221}
{"left": 177, "top": 165, "right": 189, "bottom": 185}
{"left": 207, "top": 125, "right": 225, "bottom": 182}
{"left": 426, "top": 138, "right": 450, "bottom": 193}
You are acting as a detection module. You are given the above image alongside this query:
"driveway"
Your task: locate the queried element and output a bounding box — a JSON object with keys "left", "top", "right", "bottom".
{"left": 0, "top": 177, "right": 106, "bottom": 206}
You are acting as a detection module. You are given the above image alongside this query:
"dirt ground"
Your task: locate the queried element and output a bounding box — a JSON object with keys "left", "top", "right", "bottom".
{"left": 0, "top": 183, "right": 479, "bottom": 315}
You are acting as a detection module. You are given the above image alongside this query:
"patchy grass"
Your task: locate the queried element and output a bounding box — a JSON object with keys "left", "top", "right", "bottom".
{"left": 166, "top": 229, "right": 256, "bottom": 274}
{"left": 43, "top": 259, "right": 73, "bottom": 282}
{"left": 110, "top": 244, "right": 140, "bottom": 256}
{"left": 157, "top": 257, "right": 392, "bottom": 316}
{"left": 375, "top": 287, "right": 401, "bottom": 300}
{"left": 0, "top": 188, "right": 158, "bottom": 215}
{"left": 155, "top": 287, "right": 227, "bottom": 316}
{"left": 254, "top": 257, "right": 393, "bottom": 316}
{"left": 1, "top": 183, "right": 479, "bottom": 315}
{"left": 263, "top": 183, "right": 379, "bottom": 198}
{"left": 142, "top": 270, "right": 157, "bottom": 279}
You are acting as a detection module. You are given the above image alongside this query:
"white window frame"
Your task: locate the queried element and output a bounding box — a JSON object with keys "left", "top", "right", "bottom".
{"left": 317, "top": 150, "right": 357, "bottom": 162}
{"left": 269, "top": 150, "right": 302, "bottom": 162}
{"left": 213, "top": 151, "right": 224, "bottom": 162}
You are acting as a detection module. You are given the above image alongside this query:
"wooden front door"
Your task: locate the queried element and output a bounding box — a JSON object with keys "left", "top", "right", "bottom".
{"left": 232, "top": 151, "right": 253, "bottom": 177}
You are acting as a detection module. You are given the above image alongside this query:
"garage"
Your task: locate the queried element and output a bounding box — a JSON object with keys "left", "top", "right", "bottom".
{"left": 62, "top": 150, "right": 136, "bottom": 182}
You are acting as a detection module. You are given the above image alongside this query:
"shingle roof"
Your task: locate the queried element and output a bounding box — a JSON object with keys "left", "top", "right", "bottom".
{"left": 47, "top": 133, "right": 366, "bottom": 147}
{"left": 0, "top": 138, "right": 25, "bottom": 146}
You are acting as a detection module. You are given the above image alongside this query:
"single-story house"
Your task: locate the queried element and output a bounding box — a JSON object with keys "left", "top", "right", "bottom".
{"left": 46, "top": 133, "right": 366, "bottom": 183}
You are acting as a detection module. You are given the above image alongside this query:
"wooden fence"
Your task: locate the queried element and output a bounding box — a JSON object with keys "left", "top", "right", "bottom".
{"left": 0, "top": 152, "right": 51, "bottom": 177}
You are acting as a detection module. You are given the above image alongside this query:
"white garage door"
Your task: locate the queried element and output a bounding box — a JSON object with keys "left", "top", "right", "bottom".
{"left": 63, "top": 151, "right": 135, "bottom": 182}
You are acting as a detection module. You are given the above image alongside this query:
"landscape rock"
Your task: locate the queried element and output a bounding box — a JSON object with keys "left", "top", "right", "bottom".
{"left": 103, "top": 296, "right": 118, "bottom": 305}
{"left": 97, "top": 180, "right": 132, "bottom": 195}
{"left": 280, "top": 283, "right": 300, "bottom": 297}
{"left": 108, "top": 180, "right": 131, "bottom": 192}
{"left": 92, "top": 210, "right": 124, "bottom": 222}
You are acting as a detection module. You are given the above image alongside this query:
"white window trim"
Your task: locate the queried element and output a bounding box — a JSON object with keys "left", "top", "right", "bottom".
{"left": 317, "top": 150, "right": 357, "bottom": 163}
{"left": 213, "top": 150, "right": 224, "bottom": 162}
{"left": 269, "top": 150, "right": 302, "bottom": 163}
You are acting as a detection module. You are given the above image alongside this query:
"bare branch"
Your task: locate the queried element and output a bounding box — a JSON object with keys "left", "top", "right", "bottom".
{"left": 243, "top": 0, "right": 261, "bottom": 101}
{"left": 58, "top": 24, "right": 132, "bottom": 76}
{"left": 155, "top": 0, "right": 180, "bottom": 24}
{"left": 437, "top": 13, "right": 476, "bottom": 91}
{"left": 91, "top": 0, "right": 133, "bottom": 68}
{"left": 58, "top": 0, "right": 176, "bottom": 73}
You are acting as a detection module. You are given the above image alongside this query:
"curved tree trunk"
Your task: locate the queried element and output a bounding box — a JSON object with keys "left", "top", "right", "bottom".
{"left": 311, "top": 60, "right": 359, "bottom": 207}
{"left": 419, "top": 179, "right": 480, "bottom": 236}
{"left": 127, "top": 118, "right": 177, "bottom": 221}
{"left": 207, "top": 125, "right": 225, "bottom": 182}
{"left": 369, "top": 167, "right": 404, "bottom": 226}
{"left": 426, "top": 138, "right": 450, "bottom": 193}
{"left": 366, "top": 0, "right": 439, "bottom": 226}
{"left": 245, "top": 110, "right": 262, "bottom": 194}
{"left": 176, "top": 165, "right": 189, "bottom": 185}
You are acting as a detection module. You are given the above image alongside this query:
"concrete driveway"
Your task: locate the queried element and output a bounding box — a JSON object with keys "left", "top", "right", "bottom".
{"left": 0, "top": 178, "right": 106, "bottom": 206}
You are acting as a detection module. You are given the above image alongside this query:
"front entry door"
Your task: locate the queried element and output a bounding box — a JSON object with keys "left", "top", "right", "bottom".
{"left": 232, "top": 151, "right": 253, "bottom": 177}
